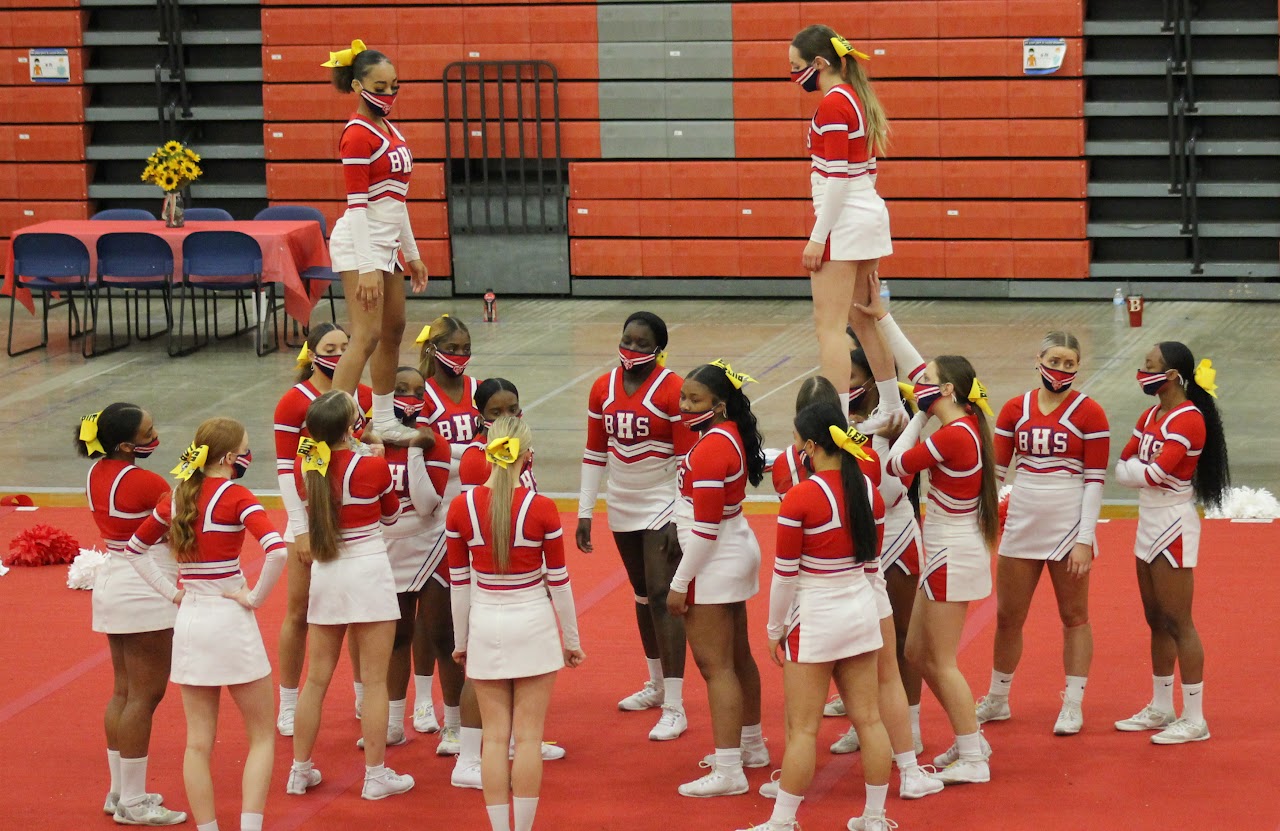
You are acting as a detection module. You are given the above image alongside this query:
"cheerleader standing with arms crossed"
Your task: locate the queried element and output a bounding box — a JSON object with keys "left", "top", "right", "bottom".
{"left": 320, "top": 40, "right": 428, "bottom": 441}
{"left": 789, "top": 25, "right": 906, "bottom": 429}
{"left": 980, "top": 332, "right": 1110, "bottom": 735}
{"left": 576, "top": 311, "right": 692, "bottom": 741}
{"left": 79, "top": 404, "right": 186, "bottom": 826}
{"left": 446, "top": 417, "right": 585, "bottom": 831}
{"left": 126, "top": 418, "right": 287, "bottom": 831}
{"left": 668, "top": 361, "right": 769, "bottom": 798}
{"left": 1114, "top": 343, "right": 1228, "bottom": 744}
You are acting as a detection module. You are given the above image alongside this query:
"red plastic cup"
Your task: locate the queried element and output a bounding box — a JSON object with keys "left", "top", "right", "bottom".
{"left": 1126, "top": 295, "right": 1144, "bottom": 327}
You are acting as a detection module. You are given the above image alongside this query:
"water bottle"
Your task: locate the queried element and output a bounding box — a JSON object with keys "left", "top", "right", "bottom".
{"left": 880, "top": 279, "right": 891, "bottom": 307}
{"left": 1112, "top": 288, "right": 1124, "bottom": 306}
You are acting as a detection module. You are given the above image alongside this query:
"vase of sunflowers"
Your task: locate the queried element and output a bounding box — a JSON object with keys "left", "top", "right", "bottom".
{"left": 142, "top": 140, "right": 202, "bottom": 228}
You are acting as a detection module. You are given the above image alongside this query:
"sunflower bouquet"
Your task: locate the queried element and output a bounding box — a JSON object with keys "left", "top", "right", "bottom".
{"left": 141, "top": 140, "right": 202, "bottom": 193}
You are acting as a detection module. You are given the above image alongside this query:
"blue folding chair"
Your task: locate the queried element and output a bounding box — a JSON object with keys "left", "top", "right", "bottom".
{"left": 96, "top": 232, "right": 175, "bottom": 353}
{"left": 254, "top": 205, "right": 339, "bottom": 329}
{"left": 184, "top": 207, "right": 234, "bottom": 222}
{"left": 92, "top": 208, "right": 156, "bottom": 221}
{"left": 173, "top": 231, "right": 278, "bottom": 357}
{"left": 7, "top": 233, "right": 100, "bottom": 358}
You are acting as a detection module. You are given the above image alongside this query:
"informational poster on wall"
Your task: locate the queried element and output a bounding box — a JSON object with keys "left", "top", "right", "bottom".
{"left": 1023, "top": 38, "right": 1066, "bottom": 76}
{"left": 28, "top": 48, "right": 70, "bottom": 83}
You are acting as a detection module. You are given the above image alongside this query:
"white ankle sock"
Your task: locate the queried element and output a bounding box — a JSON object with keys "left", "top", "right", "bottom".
{"left": 372, "top": 393, "right": 394, "bottom": 425}
{"left": 196, "top": 822, "right": 219, "bottom": 831}
{"left": 1065, "top": 675, "right": 1087, "bottom": 704}
{"left": 444, "top": 705, "right": 462, "bottom": 731}
{"left": 715, "top": 746, "right": 743, "bottom": 772}
{"left": 1152, "top": 674, "right": 1175, "bottom": 712}
{"left": 989, "top": 670, "right": 1014, "bottom": 697}
{"left": 908, "top": 704, "right": 921, "bottom": 732}
{"left": 291, "top": 758, "right": 314, "bottom": 773}
{"left": 893, "top": 750, "right": 918, "bottom": 771}
{"left": 865, "top": 782, "right": 889, "bottom": 814}
{"left": 771, "top": 788, "right": 803, "bottom": 823}
{"left": 645, "top": 658, "right": 663, "bottom": 687}
{"left": 955, "top": 732, "right": 982, "bottom": 760}
{"left": 414, "top": 675, "right": 434, "bottom": 708}
{"left": 459, "top": 726, "right": 483, "bottom": 764}
{"left": 513, "top": 796, "right": 539, "bottom": 831}
{"left": 365, "top": 763, "right": 386, "bottom": 780}
{"left": 279, "top": 685, "right": 298, "bottom": 709}
{"left": 740, "top": 723, "right": 764, "bottom": 746}
{"left": 663, "top": 677, "right": 684, "bottom": 709}
{"left": 388, "top": 698, "right": 406, "bottom": 729}
{"left": 1182, "top": 681, "right": 1204, "bottom": 723}
{"left": 353, "top": 681, "right": 365, "bottom": 709}
{"left": 107, "top": 749, "right": 121, "bottom": 793}
{"left": 240, "top": 813, "right": 263, "bottom": 831}
{"left": 486, "top": 803, "right": 511, "bottom": 831}
{"left": 119, "top": 756, "right": 147, "bottom": 806}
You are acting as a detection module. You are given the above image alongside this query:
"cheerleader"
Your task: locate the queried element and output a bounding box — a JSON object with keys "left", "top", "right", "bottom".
{"left": 287, "top": 391, "right": 414, "bottom": 801}
{"left": 856, "top": 282, "right": 999, "bottom": 785}
{"left": 126, "top": 418, "right": 287, "bottom": 831}
{"left": 771, "top": 377, "right": 851, "bottom": 497}
{"left": 77, "top": 404, "right": 186, "bottom": 826}
{"left": 446, "top": 417, "right": 585, "bottom": 831}
{"left": 981, "top": 332, "right": 1110, "bottom": 735}
{"left": 320, "top": 40, "right": 428, "bottom": 441}
{"left": 788, "top": 24, "right": 905, "bottom": 430}
{"left": 575, "top": 312, "right": 692, "bottom": 741}
{"left": 1114, "top": 343, "right": 1228, "bottom": 744}
{"left": 667, "top": 360, "right": 769, "bottom": 798}
{"left": 274, "top": 322, "right": 373, "bottom": 735}
{"left": 744, "top": 401, "right": 892, "bottom": 831}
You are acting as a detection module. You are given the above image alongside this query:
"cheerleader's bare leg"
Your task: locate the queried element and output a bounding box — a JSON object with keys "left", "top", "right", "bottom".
{"left": 473, "top": 679, "right": 515, "bottom": 807}
{"left": 983, "top": 556, "right": 1044, "bottom": 721}
{"left": 116, "top": 628, "right": 173, "bottom": 754}
{"left": 687, "top": 604, "right": 743, "bottom": 749}
{"left": 1046, "top": 559, "right": 1093, "bottom": 679}
{"left": 511, "top": 673, "right": 556, "bottom": 796}
{"left": 292, "top": 624, "right": 345, "bottom": 766}
{"left": 778, "top": 660, "right": 833, "bottom": 795}
{"left": 179, "top": 685, "right": 222, "bottom": 826}
{"left": 874, "top": 615, "right": 942, "bottom": 798}
{"left": 104, "top": 635, "right": 128, "bottom": 760}
{"left": 422, "top": 580, "right": 465, "bottom": 709}
{"left": 351, "top": 619, "right": 397, "bottom": 766}
{"left": 885, "top": 570, "right": 922, "bottom": 706}
{"left": 226, "top": 675, "right": 276, "bottom": 822}
{"left": 644, "top": 527, "right": 687, "bottom": 679}
{"left": 614, "top": 531, "right": 661, "bottom": 667}
{"left": 833, "top": 652, "right": 894, "bottom": 827}
{"left": 1145, "top": 558, "right": 1202, "bottom": 683}
{"left": 277, "top": 545, "right": 311, "bottom": 694}
{"left": 331, "top": 269, "right": 390, "bottom": 395}
{"left": 730, "top": 602, "right": 762, "bottom": 731}
{"left": 388, "top": 591, "right": 419, "bottom": 710}
{"left": 811, "top": 260, "right": 859, "bottom": 394}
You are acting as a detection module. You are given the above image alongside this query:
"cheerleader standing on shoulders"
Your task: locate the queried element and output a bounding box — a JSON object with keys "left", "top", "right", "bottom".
{"left": 982, "top": 332, "right": 1110, "bottom": 735}
{"left": 320, "top": 40, "right": 428, "bottom": 441}
{"left": 79, "top": 404, "right": 186, "bottom": 826}
{"left": 668, "top": 361, "right": 769, "bottom": 798}
{"left": 287, "top": 391, "right": 414, "bottom": 800}
{"left": 126, "top": 419, "right": 288, "bottom": 831}
{"left": 1114, "top": 344, "right": 1227, "bottom": 745}
{"left": 576, "top": 311, "right": 692, "bottom": 741}
{"left": 856, "top": 282, "right": 999, "bottom": 785}
{"left": 446, "top": 417, "right": 586, "bottom": 831}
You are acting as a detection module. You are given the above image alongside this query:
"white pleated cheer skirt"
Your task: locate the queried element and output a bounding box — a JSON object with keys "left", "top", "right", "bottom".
{"left": 93, "top": 548, "right": 180, "bottom": 635}
{"left": 1000, "top": 478, "right": 1097, "bottom": 561}
{"left": 919, "top": 512, "right": 992, "bottom": 603}
{"left": 606, "top": 482, "right": 677, "bottom": 534}
{"left": 465, "top": 586, "right": 564, "bottom": 680}
{"left": 867, "top": 570, "right": 893, "bottom": 620}
{"left": 783, "top": 574, "right": 883, "bottom": 664}
{"left": 386, "top": 522, "right": 446, "bottom": 594}
{"left": 812, "top": 173, "right": 893, "bottom": 262}
{"left": 329, "top": 202, "right": 406, "bottom": 274}
{"left": 171, "top": 576, "right": 270, "bottom": 687}
{"left": 674, "top": 500, "right": 761, "bottom": 605}
{"left": 1135, "top": 490, "right": 1200, "bottom": 568}
{"left": 307, "top": 535, "right": 400, "bottom": 625}
{"left": 880, "top": 497, "right": 923, "bottom": 576}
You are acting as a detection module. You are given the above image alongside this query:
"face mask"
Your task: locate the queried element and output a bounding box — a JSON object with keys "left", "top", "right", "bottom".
{"left": 913, "top": 382, "right": 944, "bottom": 414}
{"left": 791, "top": 62, "right": 821, "bottom": 92}
{"left": 1039, "top": 364, "right": 1077, "bottom": 393}
{"left": 232, "top": 450, "right": 252, "bottom": 480}
{"left": 619, "top": 346, "right": 658, "bottom": 371}
{"left": 1137, "top": 369, "right": 1170, "bottom": 396}
{"left": 680, "top": 407, "right": 718, "bottom": 432}
{"left": 131, "top": 437, "right": 159, "bottom": 459}
{"left": 798, "top": 445, "right": 815, "bottom": 475}
{"left": 848, "top": 384, "right": 868, "bottom": 410}
{"left": 312, "top": 352, "right": 341, "bottom": 379}
{"left": 358, "top": 87, "right": 396, "bottom": 116}
{"left": 435, "top": 350, "right": 470, "bottom": 377}
{"left": 522, "top": 449, "right": 535, "bottom": 477}
{"left": 393, "top": 395, "right": 423, "bottom": 425}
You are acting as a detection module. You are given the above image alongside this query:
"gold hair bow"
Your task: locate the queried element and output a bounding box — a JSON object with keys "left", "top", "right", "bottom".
{"left": 830, "top": 35, "right": 871, "bottom": 62}
{"left": 897, "top": 381, "right": 916, "bottom": 403}
{"left": 297, "top": 437, "right": 332, "bottom": 476}
{"left": 171, "top": 443, "right": 209, "bottom": 481}
{"left": 321, "top": 39, "right": 367, "bottom": 69}
{"left": 968, "top": 378, "right": 995, "bottom": 417}
{"left": 657, "top": 350, "right": 668, "bottom": 368}
{"left": 829, "top": 424, "right": 871, "bottom": 461}
{"left": 414, "top": 324, "right": 432, "bottom": 345}
{"left": 486, "top": 436, "right": 521, "bottom": 469}
{"left": 710, "top": 359, "right": 757, "bottom": 390}
{"left": 295, "top": 343, "right": 311, "bottom": 370}
{"left": 1194, "top": 358, "right": 1217, "bottom": 399}
{"left": 79, "top": 411, "right": 105, "bottom": 456}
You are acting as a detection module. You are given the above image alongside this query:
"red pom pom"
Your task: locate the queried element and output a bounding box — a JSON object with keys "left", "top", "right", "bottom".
{"left": 997, "top": 492, "right": 1011, "bottom": 536}
{"left": 5, "top": 524, "right": 81, "bottom": 566}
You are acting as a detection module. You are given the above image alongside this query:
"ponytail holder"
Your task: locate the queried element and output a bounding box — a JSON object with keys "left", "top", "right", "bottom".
{"left": 830, "top": 35, "right": 871, "bottom": 62}
{"left": 486, "top": 436, "right": 520, "bottom": 469}
{"left": 829, "top": 424, "right": 871, "bottom": 461}
{"left": 710, "top": 359, "right": 757, "bottom": 390}
{"left": 79, "top": 411, "right": 105, "bottom": 456}
{"left": 321, "top": 38, "right": 367, "bottom": 68}
{"left": 295, "top": 343, "right": 311, "bottom": 370}
{"left": 1193, "top": 358, "right": 1218, "bottom": 398}
{"left": 657, "top": 350, "right": 667, "bottom": 368}
{"left": 297, "top": 437, "right": 332, "bottom": 476}
{"left": 171, "top": 443, "right": 209, "bottom": 481}
{"left": 414, "top": 324, "right": 432, "bottom": 344}
{"left": 967, "top": 378, "right": 995, "bottom": 417}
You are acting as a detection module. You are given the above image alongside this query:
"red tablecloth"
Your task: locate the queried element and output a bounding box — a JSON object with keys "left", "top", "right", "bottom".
{"left": 3, "top": 220, "right": 330, "bottom": 322}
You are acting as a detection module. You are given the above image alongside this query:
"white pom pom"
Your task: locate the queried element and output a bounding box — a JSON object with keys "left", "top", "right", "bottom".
{"left": 1204, "top": 486, "right": 1280, "bottom": 520}
{"left": 0, "top": 561, "right": 8, "bottom": 577}
{"left": 67, "top": 547, "right": 109, "bottom": 591}
{"left": 998, "top": 484, "right": 1013, "bottom": 501}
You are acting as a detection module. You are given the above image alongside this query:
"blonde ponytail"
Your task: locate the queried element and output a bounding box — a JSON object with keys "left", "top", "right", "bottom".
{"left": 485, "top": 415, "right": 532, "bottom": 574}
{"left": 842, "top": 58, "right": 889, "bottom": 156}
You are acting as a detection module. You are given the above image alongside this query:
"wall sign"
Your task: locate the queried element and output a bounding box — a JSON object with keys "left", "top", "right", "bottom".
{"left": 28, "top": 48, "right": 70, "bottom": 83}
{"left": 1023, "top": 38, "right": 1066, "bottom": 76}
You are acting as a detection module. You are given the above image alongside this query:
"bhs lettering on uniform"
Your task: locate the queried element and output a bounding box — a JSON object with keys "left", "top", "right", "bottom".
{"left": 1017, "top": 427, "right": 1069, "bottom": 456}
{"left": 605, "top": 412, "right": 652, "bottom": 441}
{"left": 387, "top": 146, "right": 413, "bottom": 174}
{"left": 1138, "top": 434, "right": 1164, "bottom": 462}
{"left": 436, "top": 413, "right": 476, "bottom": 444}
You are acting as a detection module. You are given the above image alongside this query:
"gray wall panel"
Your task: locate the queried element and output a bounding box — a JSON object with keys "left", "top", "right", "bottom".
{"left": 665, "top": 42, "right": 733, "bottom": 79}
{"left": 597, "top": 5, "right": 665, "bottom": 43}
{"left": 598, "top": 43, "right": 667, "bottom": 79}
{"left": 665, "top": 81, "right": 733, "bottom": 119}
{"left": 598, "top": 82, "right": 667, "bottom": 120}
{"left": 601, "top": 121, "right": 670, "bottom": 157}
{"left": 667, "top": 121, "right": 735, "bottom": 157}
{"left": 664, "top": 4, "right": 733, "bottom": 41}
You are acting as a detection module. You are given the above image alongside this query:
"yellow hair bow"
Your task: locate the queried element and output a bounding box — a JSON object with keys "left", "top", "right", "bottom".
{"left": 829, "top": 424, "right": 871, "bottom": 462}
{"left": 657, "top": 350, "right": 668, "bottom": 368}
{"left": 171, "top": 443, "right": 209, "bottom": 481}
{"left": 295, "top": 343, "right": 311, "bottom": 370}
{"left": 486, "top": 436, "right": 521, "bottom": 469}
{"left": 967, "top": 378, "right": 995, "bottom": 417}
{"left": 414, "top": 324, "right": 432, "bottom": 345}
{"left": 321, "top": 39, "right": 367, "bottom": 69}
{"left": 897, "top": 381, "right": 915, "bottom": 403}
{"left": 79, "top": 411, "right": 105, "bottom": 457}
{"left": 297, "top": 437, "right": 332, "bottom": 476}
{"left": 710, "top": 359, "right": 757, "bottom": 390}
{"left": 1194, "top": 358, "right": 1217, "bottom": 399}
{"left": 830, "top": 35, "right": 871, "bottom": 63}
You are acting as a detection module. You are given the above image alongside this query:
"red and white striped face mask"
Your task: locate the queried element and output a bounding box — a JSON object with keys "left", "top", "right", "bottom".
{"left": 435, "top": 351, "right": 470, "bottom": 377}
{"left": 1038, "top": 364, "right": 1077, "bottom": 392}
{"left": 312, "top": 352, "right": 341, "bottom": 379}
{"left": 393, "top": 395, "right": 423, "bottom": 424}
{"left": 619, "top": 347, "right": 658, "bottom": 371}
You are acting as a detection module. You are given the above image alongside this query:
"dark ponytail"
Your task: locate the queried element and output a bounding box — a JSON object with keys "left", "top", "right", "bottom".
{"left": 1158, "top": 342, "right": 1230, "bottom": 507}
{"left": 331, "top": 49, "right": 390, "bottom": 93}
{"left": 796, "top": 375, "right": 840, "bottom": 413}
{"left": 795, "top": 401, "right": 878, "bottom": 564}
{"left": 75, "top": 402, "right": 144, "bottom": 459}
{"left": 687, "top": 363, "right": 766, "bottom": 486}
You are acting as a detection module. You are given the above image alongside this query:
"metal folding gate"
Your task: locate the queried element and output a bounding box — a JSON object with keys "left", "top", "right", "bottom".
{"left": 442, "top": 60, "right": 569, "bottom": 295}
